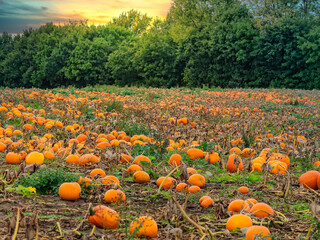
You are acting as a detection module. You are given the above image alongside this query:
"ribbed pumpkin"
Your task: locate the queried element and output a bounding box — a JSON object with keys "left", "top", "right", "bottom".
{"left": 187, "top": 148, "right": 204, "bottom": 160}
{"left": 226, "top": 154, "right": 243, "bottom": 173}
{"left": 88, "top": 205, "right": 120, "bottom": 229}
{"left": 104, "top": 189, "right": 126, "bottom": 203}
{"left": 129, "top": 216, "right": 158, "bottom": 238}
{"left": 133, "top": 171, "right": 150, "bottom": 183}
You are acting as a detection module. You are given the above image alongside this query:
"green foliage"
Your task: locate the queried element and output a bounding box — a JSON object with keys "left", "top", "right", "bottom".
{"left": 110, "top": 10, "right": 152, "bottom": 35}
{"left": 212, "top": 172, "right": 263, "bottom": 184}
{"left": 104, "top": 100, "right": 124, "bottom": 112}
{"left": 15, "top": 168, "right": 80, "bottom": 195}
{"left": 118, "top": 121, "right": 154, "bottom": 136}
{"left": 1, "top": 3, "right": 320, "bottom": 89}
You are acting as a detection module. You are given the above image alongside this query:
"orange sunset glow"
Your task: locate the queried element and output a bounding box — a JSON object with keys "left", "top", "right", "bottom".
{"left": 0, "top": 0, "right": 172, "bottom": 32}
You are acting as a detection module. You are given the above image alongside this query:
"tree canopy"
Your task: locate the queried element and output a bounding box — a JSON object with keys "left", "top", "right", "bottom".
{"left": 1, "top": 1, "right": 320, "bottom": 89}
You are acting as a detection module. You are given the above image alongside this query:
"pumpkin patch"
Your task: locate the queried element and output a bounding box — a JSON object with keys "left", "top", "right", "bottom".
{"left": 0, "top": 87, "right": 319, "bottom": 239}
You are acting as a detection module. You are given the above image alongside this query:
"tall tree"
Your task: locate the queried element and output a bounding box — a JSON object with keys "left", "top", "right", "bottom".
{"left": 110, "top": 10, "right": 152, "bottom": 35}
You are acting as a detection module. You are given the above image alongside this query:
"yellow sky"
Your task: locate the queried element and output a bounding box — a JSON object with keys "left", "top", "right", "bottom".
{"left": 0, "top": 0, "right": 172, "bottom": 32}
{"left": 54, "top": 0, "right": 172, "bottom": 24}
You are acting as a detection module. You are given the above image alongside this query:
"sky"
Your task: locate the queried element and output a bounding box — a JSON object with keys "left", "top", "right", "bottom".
{"left": 0, "top": 0, "right": 171, "bottom": 33}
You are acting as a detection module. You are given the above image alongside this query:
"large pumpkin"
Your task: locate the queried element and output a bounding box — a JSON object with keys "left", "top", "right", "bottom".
{"left": 88, "top": 205, "right": 120, "bottom": 229}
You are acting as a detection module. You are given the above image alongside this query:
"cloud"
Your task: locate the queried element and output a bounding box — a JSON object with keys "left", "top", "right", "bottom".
{"left": 0, "top": 0, "right": 171, "bottom": 32}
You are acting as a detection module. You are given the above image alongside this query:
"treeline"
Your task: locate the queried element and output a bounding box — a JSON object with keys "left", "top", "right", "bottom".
{"left": 1, "top": 0, "right": 320, "bottom": 89}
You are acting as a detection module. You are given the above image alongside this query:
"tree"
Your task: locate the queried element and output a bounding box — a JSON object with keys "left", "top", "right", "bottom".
{"left": 298, "top": 24, "right": 320, "bottom": 89}
{"left": 252, "top": 17, "right": 313, "bottom": 89}
{"left": 179, "top": 1, "right": 258, "bottom": 88}
{"left": 110, "top": 10, "right": 152, "bottom": 35}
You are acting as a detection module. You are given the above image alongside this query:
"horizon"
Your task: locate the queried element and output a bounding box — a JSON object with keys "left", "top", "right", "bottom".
{"left": 0, "top": 0, "right": 171, "bottom": 33}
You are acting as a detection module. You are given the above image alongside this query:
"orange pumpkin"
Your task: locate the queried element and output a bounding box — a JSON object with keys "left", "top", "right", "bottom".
{"left": 226, "top": 154, "right": 243, "bottom": 173}
{"left": 104, "top": 189, "right": 126, "bottom": 203}
{"left": 187, "top": 174, "right": 205, "bottom": 187}
{"left": 25, "top": 152, "right": 44, "bottom": 165}
{"left": 133, "top": 171, "right": 150, "bottom": 183}
{"left": 88, "top": 205, "right": 120, "bottom": 229}
{"left": 6, "top": 152, "right": 21, "bottom": 164}
{"left": 226, "top": 214, "right": 252, "bottom": 231}
{"left": 58, "top": 182, "right": 81, "bottom": 201}
{"left": 156, "top": 177, "right": 176, "bottom": 189}
{"left": 187, "top": 148, "right": 204, "bottom": 160}
{"left": 168, "top": 154, "right": 182, "bottom": 166}
{"left": 298, "top": 171, "right": 320, "bottom": 190}
{"left": 129, "top": 216, "right": 158, "bottom": 238}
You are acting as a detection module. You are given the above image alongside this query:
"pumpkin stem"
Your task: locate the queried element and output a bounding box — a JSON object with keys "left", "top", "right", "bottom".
{"left": 89, "top": 204, "right": 95, "bottom": 216}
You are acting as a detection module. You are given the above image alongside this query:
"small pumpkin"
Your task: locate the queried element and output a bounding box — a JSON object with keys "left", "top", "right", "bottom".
{"left": 246, "top": 226, "right": 271, "bottom": 240}
{"left": 250, "top": 203, "right": 274, "bottom": 218}
{"left": 58, "top": 182, "right": 81, "bottom": 201}
{"left": 168, "top": 154, "right": 182, "bottom": 166}
{"left": 133, "top": 171, "right": 150, "bottom": 183}
{"left": 226, "top": 154, "right": 243, "bottom": 173}
{"left": 129, "top": 216, "right": 158, "bottom": 238}
{"left": 133, "top": 155, "right": 151, "bottom": 166}
{"left": 156, "top": 177, "right": 176, "bottom": 189}
{"left": 127, "top": 164, "right": 142, "bottom": 174}
{"left": 187, "top": 174, "right": 205, "bottom": 187}
{"left": 104, "top": 189, "right": 126, "bottom": 203}
{"left": 187, "top": 148, "right": 204, "bottom": 160}
{"left": 188, "top": 185, "right": 201, "bottom": 193}
{"left": 226, "top": 214, "right": 252, "bottom": 231}
{"left": 90, "top": 168, "right": 106, "bottom": 178}
{"left": 102, "top": 175, "right": 120, "bottom": 186}
{"left": 6, "top": 152, "right": 21, "bottom": 164}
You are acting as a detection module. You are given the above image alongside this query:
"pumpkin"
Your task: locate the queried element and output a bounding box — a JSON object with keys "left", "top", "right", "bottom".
{"left": 102, "top": 175, "right": 120, "bottom": 186}
{"left": 6, "top": 152, "right": 21, "bottom": 164}
{"left": 199, "top": 196, "right": 213, "bottom": 208}
{"left": 133, "top": 155, "right": 151, "bottom": 166}
{"left": 25, "top": 151, "right": 44, "bottom": 165}
{"left": 238, "top": 186, "right": 249, "bottom": 194}
{"left": 228, "top": 199, "right": 244, "bottom": 214}
{"left": 205, "top": 152, "right": 220, "bottom": 164}
{"left": 168, "top": 154, "right": 182, "bottom": 166}
{"left": 226, "top": 214, "right": 252, "bottom": 231}
{"left": 129, "top": 216, "right": 158, "bottom": 238}
{"left": 187, "top": 148, "right": 204, "bottom": 160}
{"left": 133, "top": 171, "right": 150, "bottom": 183}
{"left": 188, "top": 185, "right": 201, "bottom": 193}
{"left": 104, "top": 189, "right": 126, "bottom": 203}
{"left": 226, "top": 154, "right": 243, "bottom": 173}
{"left": 90, "top": 168, "right": 106, "bottom": 178}
{"left": 88, "top": 205, "right": 120, "bottom": 229}
{"left": 187, "top": 174, "right": 205, "bottom": 187}
{"left": 58, "top": 182, "right": 81, "bottom": 201}
{"left": 246, "top": 226, "right": 271, "bottom": 240}
{"left": 156, "top": 177, "right": 176, "bottom": 189}
{"left": 298, "top": 171, "right": 320, "bottom": 190}
{"left": 250, "top": 203, "right": 274, "bottom": 218}
{"left": 176, "top": 183, "right": 188, "bottom": 192}
{"left": 127, "top": 164, "right": 142, "bottom": 174}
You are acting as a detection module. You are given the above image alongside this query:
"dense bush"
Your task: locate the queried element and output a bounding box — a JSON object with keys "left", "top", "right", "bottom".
{"left": 0, "top": 0, "right": 320, "bottom": 89}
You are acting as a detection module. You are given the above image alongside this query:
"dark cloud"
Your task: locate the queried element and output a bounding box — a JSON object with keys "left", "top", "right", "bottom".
{"left": 0, "top": 0, "right": 83, "bottom": 32}
{"left": 0, "top": 0, "right": 48, "bottom": 17}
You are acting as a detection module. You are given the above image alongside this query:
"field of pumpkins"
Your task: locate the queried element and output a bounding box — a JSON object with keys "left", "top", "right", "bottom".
{"left": 0, "top": 86, "right": 320, "bottom": 239}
